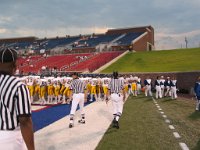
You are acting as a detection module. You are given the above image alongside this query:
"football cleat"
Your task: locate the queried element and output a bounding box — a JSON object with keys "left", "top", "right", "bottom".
{"left": 69, "top": 123, "right": 74, "bottom": 128}
{"left": 78, "top": 119, "right": 85, "bottom": 124}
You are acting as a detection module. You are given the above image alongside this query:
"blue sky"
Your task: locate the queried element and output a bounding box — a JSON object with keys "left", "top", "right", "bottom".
{"left": 0, "top": 0, "right": 200, "bottom": 49}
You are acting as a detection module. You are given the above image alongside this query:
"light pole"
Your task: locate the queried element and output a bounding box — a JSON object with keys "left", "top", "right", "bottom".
{"left": 185, "top": 37, "right": 188, "bottom": 48}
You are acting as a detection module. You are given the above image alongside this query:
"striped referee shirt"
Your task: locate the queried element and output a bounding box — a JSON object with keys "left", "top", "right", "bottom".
{"left": 0, "top": 73, "right": 31, "bottom": 130}
{"left": 70, "top": 78, "right": 86, "bottom": 93}
{"left": 108, "top": 78, "right": 124, "bottom": 93}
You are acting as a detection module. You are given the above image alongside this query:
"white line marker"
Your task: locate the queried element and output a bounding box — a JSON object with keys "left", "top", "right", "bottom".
{"left": 165, "top": 119, "right": 170, "bottom": 123}
{"left": 152, "top": 97, "right": 187, "bottom": 149}
{"left": 169, "top": 125, "right": 175, "bottom": 130}
{"left": 179, "top": 143, "right": 189, "bottom": 150}
{"left": 173, "top": 132, "right": 181, "bottom": 139}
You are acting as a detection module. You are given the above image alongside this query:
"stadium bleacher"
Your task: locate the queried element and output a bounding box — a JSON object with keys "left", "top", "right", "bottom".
{"left": 1, "top": 26, "right": 154, "bottom": 74}
{"left": 67, "top": 51, "right": 123, "bottom": 72}
{"left": 115, "top": 32, "right": 144, "bottom": 45}
{"left": 3, "top": 32, "right": 145, "bottom": 51}
{"left": 76, "top": 34, "right": 122, "bottom": 48}
{"left": 4, "top": 41, "right": 32, "bottom": 49}
{"left": 39, "top": 36, "right": 80, "bottom": 50}
{"left": 14, "top": 32, "right": 144, "bottom": 74}
{"left": 17, "top": 53, "right": 93, "bottom": 73}
{"left": 16, "top": 51, "right": 123, "bottom": 73}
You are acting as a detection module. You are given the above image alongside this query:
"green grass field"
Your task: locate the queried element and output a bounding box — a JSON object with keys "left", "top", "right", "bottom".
{"left": 101, "top": 48, "right": 200, "bottom": 73}
{"left": 96, "top": 95, "right": 200, "bottom": 150}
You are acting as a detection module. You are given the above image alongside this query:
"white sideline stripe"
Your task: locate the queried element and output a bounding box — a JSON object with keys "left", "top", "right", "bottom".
{"left": 158, "top": 108, "right": 162, "bottom": 111}
{"left": 179, "top": 143, "right": 190, "bottom": 150}
{"left": 169, "top": 125, "right": 175, "bottom": 130}
{"left": 165, "top": 119, "right": 170, "bottom": 123}
{"left": 160, "top": 112, "right": 164, "bottom": 114}
{"left": 173, "top": 132, "right": 181, "bottom": 139}
{"left": 162, "top": 115, "right": 167, "bottom": 118}
{"left": 155, "top": 104, "right": 159, "bottom": 106}
{"left": 32, "top": 105, "right": 47, "bottom": 111}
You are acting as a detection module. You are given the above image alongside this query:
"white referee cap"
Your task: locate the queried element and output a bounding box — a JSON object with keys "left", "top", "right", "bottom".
{"left": 0, "top": 47, "right": 18, "bottom": 63}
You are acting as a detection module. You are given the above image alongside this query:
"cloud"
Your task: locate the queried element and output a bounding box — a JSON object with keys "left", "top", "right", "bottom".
{"left": 156, "top": 29, "right": 200, "bottom": 49}
{"left": 0, "top": 28, "right": 7, "bottom": 34}
{"left": 0, "top": 0, "right": 199, "bottom": 49}
{"left": 0, "top": 16, "right": 12, "bottom": 23}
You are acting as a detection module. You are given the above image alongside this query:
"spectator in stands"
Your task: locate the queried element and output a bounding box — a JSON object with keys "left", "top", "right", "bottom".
{"left": 41, "top": 66, "right": 46, "bottom": 70}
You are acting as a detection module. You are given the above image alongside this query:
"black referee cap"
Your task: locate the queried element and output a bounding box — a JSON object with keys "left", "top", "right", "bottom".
{"left": 113, "top": 71, "right": 118, "bottom": 78}
{"left": 71, "top": 72, "right": 79, "bottom": 76}
{"left": 0, "top": 47, "right": 17, "bottom": 63}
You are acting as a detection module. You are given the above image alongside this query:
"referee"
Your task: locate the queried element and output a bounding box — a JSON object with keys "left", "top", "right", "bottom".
{"left": 106, "top": 71, "right": 126, "bottom": 129}
{"left": 0, "top": 48, "right": 35, "bottom": 150}
{"left": 69, "top": 72, "right": 87, "bottom": 128}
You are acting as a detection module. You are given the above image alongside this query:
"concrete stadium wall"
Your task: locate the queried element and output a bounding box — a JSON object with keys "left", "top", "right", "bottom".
{"left": 122, "top": 71, "right": 200, "bottom": 92}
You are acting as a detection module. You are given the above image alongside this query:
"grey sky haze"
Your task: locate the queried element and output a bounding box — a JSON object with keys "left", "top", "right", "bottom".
{"left": 0, "top": 0, "right": 200, "bottom": 49}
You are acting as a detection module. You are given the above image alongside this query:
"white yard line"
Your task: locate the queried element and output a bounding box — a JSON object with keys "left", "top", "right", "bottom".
{"left": 179, "top": 143, "right": 190, "bottom": 150}
{"left": 169, "top": 125, "right": 175, "bottom": 130}
{"left": 165, "top": 119, "right": 171, "bottom": 123}
{"left": 173, "top": 132, "right": 181, "bottom": 139}
{"left": 152, "top": 97, "right": 190, "bottom": 150}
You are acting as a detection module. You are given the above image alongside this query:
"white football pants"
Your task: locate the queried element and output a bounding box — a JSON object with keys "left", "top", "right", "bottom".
{"left": 145, "top": 85, "right": 152, "bottom": 97}
{"left": 165, "top": 86, "right": 171, "bottom": 97}
{"left": 70, "top": 93, "right": 85, "bottom": 115}
{"left": 111, "top": 93, "right": 124, "bottom": 115}
{"left": 137, "top": 84, "right": 141, "bottom": 94}
{"left": 171, "top": 87, "right": 177, "bottom": 99}
{"left": 156, "top": 86, "right": 162, "bottom": 99}
{"left": 0, "top": 127, "right": 27, "bottom": 150}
